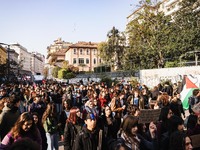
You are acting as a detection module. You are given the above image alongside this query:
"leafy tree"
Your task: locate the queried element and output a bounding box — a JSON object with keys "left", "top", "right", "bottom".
{"left": 126, "top": 2, "right": 174, "bottom": 69}
{"left": 173, "top": 0, "right": 200, "bottom": 63}
{"left": 48, "top": 54, "right": 57, "bottom": 66}
{"left": 62, "top": 60, "right": 69, "bottom": 70}
{"left": 64, "top": 72, "right": 75, "bottom": 79}
{"left": 52, "top": 66, "right": 60, "bottom": 78}
{"left": 43, "top": 67, "right": 49, "bottom": 79}
{"left": 58, "top": 68, "right": 66, "bottom": 79}
{"left": 98, "top": 42, "right": 111, "bottom": 65}
{"left": 98, "top": 27, "right": 126, "bottom": 70}
{"left": 107, "top": 27, "right": 126, "bottom": 70}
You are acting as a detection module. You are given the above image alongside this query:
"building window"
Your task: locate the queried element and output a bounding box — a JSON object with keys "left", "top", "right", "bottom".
{"left": 73, "top": 58, "right": 76, "bottom": 64}
{"left": 86, "top": 58, "right": 89, "bottom": 64}
{"left": 94, "top": 58, "right": 96, "bottom": 64}
{"left": 74, "top": 49, "right": 76, "bottom": 54}
{"left": 94, "top": 49, "right": 96, "bottom": 55}
{"left": 79, "top": 58, "right": 84, "bottom": 64}
{"left": 80, "top": 49, "right": 83, "bottom": 55}
{"left": 87, "top": 49, "right": 90, "bottom": 55}
{"left": 99, "top": 59, "right": 101, "bottom": 63}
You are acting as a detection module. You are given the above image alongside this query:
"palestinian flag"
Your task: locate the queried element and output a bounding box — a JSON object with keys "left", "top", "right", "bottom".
{"left": 180, "top": 75, "right": 198, "bottom": 109}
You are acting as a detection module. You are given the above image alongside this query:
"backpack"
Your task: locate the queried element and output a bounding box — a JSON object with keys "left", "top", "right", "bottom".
{"left": 43, "top": 117, "right": 57, "bottom": 134}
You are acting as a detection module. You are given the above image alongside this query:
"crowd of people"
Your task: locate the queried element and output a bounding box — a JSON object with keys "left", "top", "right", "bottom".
{"left": 0, "top": 79, "right": 199, "bottom": 150}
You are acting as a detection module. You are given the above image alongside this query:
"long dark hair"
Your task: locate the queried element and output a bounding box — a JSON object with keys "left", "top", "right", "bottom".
{"left": 67, "top": 107, "right": 79, "bottom": 125}
{"left": 32, "top": 112, "right": 42, "bottom": 126}
{"left": 121, "top": 115, "right": 138, "bottom": 137}
{"left": 170, "top": 131, "right": 191, "bottom": 150}
{"left": 42, "top": 102, "right": 57, "bottom": 124}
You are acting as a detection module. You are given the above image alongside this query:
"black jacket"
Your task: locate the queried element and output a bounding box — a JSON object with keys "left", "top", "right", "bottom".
{"left": 74, "top": 127, "right": 99, "bottom": 150}
{"left": 64, "top": 122, "right": 78, "bottom": 150}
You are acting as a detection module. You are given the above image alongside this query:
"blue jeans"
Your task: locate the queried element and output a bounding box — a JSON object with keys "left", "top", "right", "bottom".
{"left": 55, "top": 103, "right": 62, "bottom": 116}
{"left": 46, "top": 132, "right": 59, "bottom": 150}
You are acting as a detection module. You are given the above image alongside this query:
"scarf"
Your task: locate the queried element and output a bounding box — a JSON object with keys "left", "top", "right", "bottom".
{"left": 121, "top": 131, "right": 140, "bottom": 150}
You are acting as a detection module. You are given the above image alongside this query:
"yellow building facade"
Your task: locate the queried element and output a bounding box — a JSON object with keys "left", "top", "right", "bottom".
{"left": 0, "top": 45, "right": 7, "bottom": 64}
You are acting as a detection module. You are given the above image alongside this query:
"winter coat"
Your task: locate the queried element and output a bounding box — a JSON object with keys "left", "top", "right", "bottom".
{"left": 0, "top": 106, "right": 20, "bottom": 140}
{"left": 74, "top": 127, "right": 99, "bottom": 150}
{"left": 64, "top": 122, "right": 78, "bottom": 150}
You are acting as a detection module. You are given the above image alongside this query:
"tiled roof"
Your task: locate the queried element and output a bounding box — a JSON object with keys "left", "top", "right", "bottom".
{"left": 68, "top": 41, "right": 98, "bottom": 49}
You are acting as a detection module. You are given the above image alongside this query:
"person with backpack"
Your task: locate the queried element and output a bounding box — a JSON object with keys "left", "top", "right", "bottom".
{"left": 63, "top": 107, "right": 84, "bottom": 150}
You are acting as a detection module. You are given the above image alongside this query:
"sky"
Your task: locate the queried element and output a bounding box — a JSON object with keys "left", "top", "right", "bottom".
{"left": 0, "top": 0, "right": 140, "bottom": 57}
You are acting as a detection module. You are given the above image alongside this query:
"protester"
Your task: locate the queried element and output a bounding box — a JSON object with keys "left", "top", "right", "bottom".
{"left": 29, "top": 94, "right": 46, "bottom": 120}
{"left": 160, "top": 115, "right": 184, "bottom": 150}
{"left": 111, "top": 115, "right": 157, "bottom": 150}
{"left": 0, "top": 78, "right": 198, "bottom": 149}
{"left": 188, "top": 89, "right": 200, "bottom": 114}
{"left": 0, "top": 97, "right": 9, "bottom": 114}
{"left": 63, "top": 107, "right": 84, "bottom": 150}
{"left": 0, "top": 112, "right": 42, "bottom": 150}
{"left": 162, "top": 81, "right": 173, "bottom": 97}
{"left": 83, "top": 98, "right": 99, "bottom": 118}
{"left": 110, "top": 93, "right": 126, "bottom": 132}
{"left": 0, "top": 94, "right": 20, "bottom": 140}
{"left": 42, "top": 102, "right": 61, "bottom": 150}
{"left": 32, "top": 112, "right": 48, "bottom": 150}
{"left": 186, "top": 111, "right": 198, "bottom": 131}
{"left": 99, "top": 105, "right": 118, "bottom": 140}
{"left": 169, "top": 131, "right": 193, "bottom": 150}
{"left": 170, "top": 94, "right": 185, "bottom": 118}
{"left": 74, "top": 112, "right": 102, "bottom": 150}
{"left": 187, "top": 114, "right": 200, "bottom": 136}
{"left": 157, "top": 106, "right": 173, "bottom": 148}
{"left": 59, "top": 99, "right": 71, "bottom": 137}
{"left": 8, "top": 137, "right": 40, "bottom": 150}
{"left": 0, "top": 88, "right": 8, "bottom": 100}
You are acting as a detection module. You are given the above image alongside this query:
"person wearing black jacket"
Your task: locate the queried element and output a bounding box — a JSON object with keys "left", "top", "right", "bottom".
{"left": 63, "top": 107, "right": 83, "bottom": 150}
{"left": 0, "top": 94, "right": 20, "bottom": 140}
{"left": 32, "top": 112, "right": 48, "bottom": 150}
{"left": 59, "top": 99, "right": 71, "bottom": 139}
{"left": 170, "top": 94, "right": 185, "bottom": 118}
{"left": 74, "top": 112, "right": 103, "bottom": 150}
{"left": 98, "top": 105, "right": 118, "bottom": 140}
